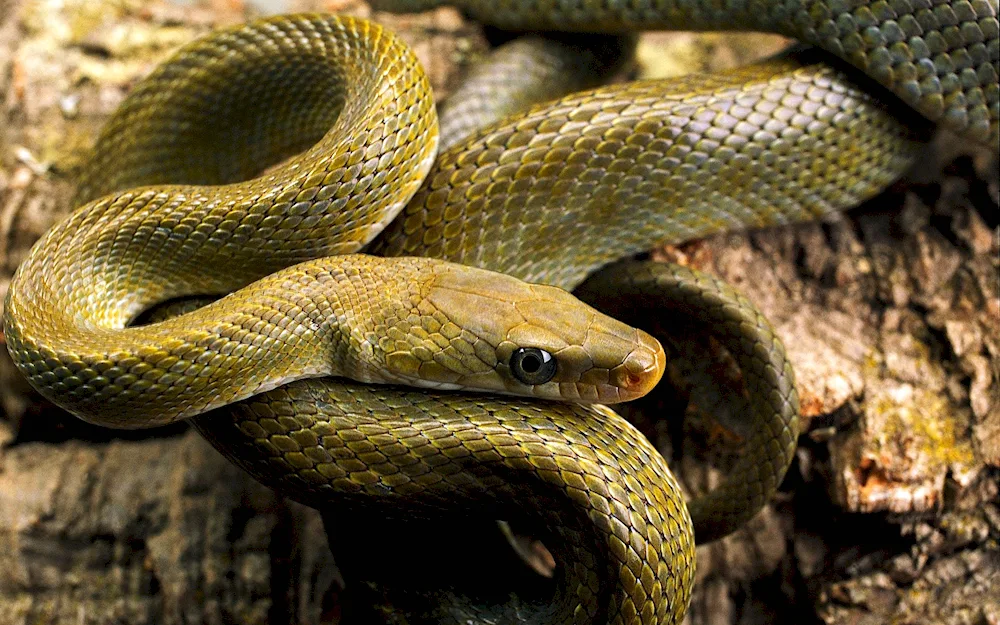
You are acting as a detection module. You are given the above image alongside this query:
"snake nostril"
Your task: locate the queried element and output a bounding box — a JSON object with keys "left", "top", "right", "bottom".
{"left": 610, "top": 331, "right": 666, "bottom": 399}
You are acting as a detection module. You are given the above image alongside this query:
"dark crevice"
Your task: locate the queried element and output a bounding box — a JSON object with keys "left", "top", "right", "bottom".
{"left": 265, "top": 501, "right": 296, "bottom": 625}
{"left": 943, "top": 155, "right": 998, "bottom": 227}
{"left": 795, "top": 437, "right": 917, "bottom": 582}
{"left": 9, "top": 403, "right": 188, "bottom": 445}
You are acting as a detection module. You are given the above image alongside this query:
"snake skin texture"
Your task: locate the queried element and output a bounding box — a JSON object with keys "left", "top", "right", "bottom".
{"left": 376, "top": 0, "right": 1000, "bottom": 143}
{"left": 194, "top": 382, "right": 695, "bottom": 624}
{"left": 3, "top": 0, "right": 997, "bottom": 621}
{"left": 4, "top": 16, "right": 439, "bottom": 425}
{"left": 372, "top": 53, "right": 929, "bottom": 289}
{"left": 437, "top": 34, "right": 637, "bottom": 149}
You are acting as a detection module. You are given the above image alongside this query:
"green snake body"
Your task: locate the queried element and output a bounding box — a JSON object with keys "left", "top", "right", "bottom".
{"left": 373, "top": 53, "right": 929, "bottom": 288}
{"left": 378, "top": 0, "right": 1000, "bottom": 143}
{"left": 2, "top": 0, "right": 997, "bottom": 623}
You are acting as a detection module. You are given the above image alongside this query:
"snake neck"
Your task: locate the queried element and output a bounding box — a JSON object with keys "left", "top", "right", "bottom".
{"left": 5, "top": 221, "right": 668, "bottom": 428}
{"left": 3, "top": 250, "right": 438, "bottom": 428}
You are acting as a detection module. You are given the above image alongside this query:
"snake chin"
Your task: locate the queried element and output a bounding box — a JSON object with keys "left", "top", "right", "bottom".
{"left": 398, "top": 378, "right": 465, "bottom": 391}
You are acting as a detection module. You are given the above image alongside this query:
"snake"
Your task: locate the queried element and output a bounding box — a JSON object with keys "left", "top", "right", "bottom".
{"left": 2, "top": 0, "right": 997, "bottom": 622}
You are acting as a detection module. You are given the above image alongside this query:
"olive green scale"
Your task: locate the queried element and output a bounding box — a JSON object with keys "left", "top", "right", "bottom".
{"left": 377, "top": 0, "right": 1000, "bottom": 144}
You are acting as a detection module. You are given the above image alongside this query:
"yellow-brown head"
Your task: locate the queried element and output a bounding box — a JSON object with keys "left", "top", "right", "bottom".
{"left": 373, "top": 260, "right": 664, "bottom": 403}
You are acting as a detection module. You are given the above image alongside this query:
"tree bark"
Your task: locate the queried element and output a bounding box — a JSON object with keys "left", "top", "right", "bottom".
{"left": 1, "top": 1, "right": 996, "bottom": 624}
{"left": 666, "top": 136, "right": 999, "bottom": 624}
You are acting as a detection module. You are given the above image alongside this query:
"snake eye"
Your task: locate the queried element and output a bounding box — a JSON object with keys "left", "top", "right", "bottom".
{"left": 509, "top": 347, "right": 557, "bottom": 385}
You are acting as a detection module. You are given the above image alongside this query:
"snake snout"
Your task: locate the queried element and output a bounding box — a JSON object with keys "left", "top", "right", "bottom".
{"left": 609, "top": 329, "right": 665, "bottom": 402}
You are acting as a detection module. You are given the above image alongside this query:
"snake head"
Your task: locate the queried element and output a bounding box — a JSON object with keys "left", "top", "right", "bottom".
{"left": 378, "top": 261, "right": 665, "bottom": 403}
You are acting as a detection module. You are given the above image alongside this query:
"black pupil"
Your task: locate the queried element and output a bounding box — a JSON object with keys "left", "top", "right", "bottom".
{"left": 509, "top": 347, "right": 556, "bottom": 385}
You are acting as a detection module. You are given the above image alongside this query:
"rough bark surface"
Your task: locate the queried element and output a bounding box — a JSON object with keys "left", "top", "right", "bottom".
{"left": 1, "top": 1, "right": 997, "bottom": 624}
{"left": 665, "top": 138, "right": 1000, "bottom": 624}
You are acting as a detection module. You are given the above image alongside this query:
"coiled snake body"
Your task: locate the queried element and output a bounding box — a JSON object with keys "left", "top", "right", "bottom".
{"left": 3, "top": 1, "right": 997, "bottom": 623}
